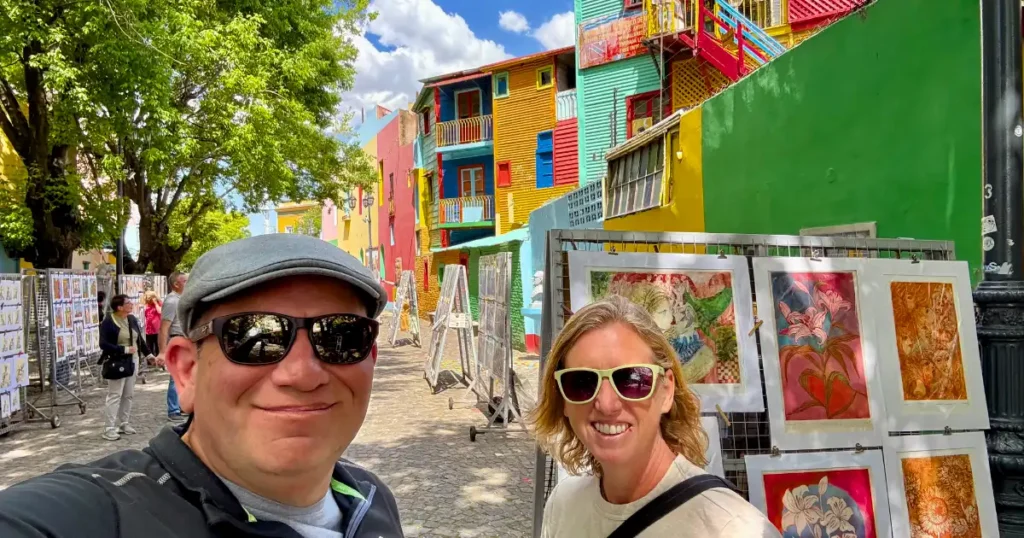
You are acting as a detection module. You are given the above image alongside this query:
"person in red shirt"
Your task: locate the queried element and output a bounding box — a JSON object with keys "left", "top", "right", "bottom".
{"left": 143, "top": 291, "right": 163, "bottom": 356}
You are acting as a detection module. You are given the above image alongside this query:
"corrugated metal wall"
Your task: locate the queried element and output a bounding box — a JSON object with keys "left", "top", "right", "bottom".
{"left": 492, "top": 60, "right": 576, "bottom": 235}
{"left": 553, "top": 119, "right": 579, "bottom": 186}
{"left": 578, "top": 56, "right": 660, "bottom": 186}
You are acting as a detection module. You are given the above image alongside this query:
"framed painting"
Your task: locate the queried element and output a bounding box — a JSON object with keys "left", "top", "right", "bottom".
{"left": 746, "top": 450, "right": 891, "bottom": 538}
{"left": 884, "top": 432, "right": 998, "bottom": 538}
{"left": 567, "top": 251, "right": 762, "bottom": 412}
{"left": 9, "top": 386, "right": 19, "bottom": 413}
{"left": 701, "top": 416, "right": 725, "bottom": 478}
{"left": 867, "top": 260, "right": 988, "bottom": 432}
{"left": 753, "top": 257, "right": 886, "bottom": 450}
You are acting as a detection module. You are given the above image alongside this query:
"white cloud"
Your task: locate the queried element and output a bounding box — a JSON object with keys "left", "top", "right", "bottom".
{"left": 532, "top": 12, "right": 575, "bottom": 50}
{"left": 499, "top": 10, "right": 530, "bottom": 33}
{"left": 340, "top": 0, "right": 513, "bottom": 125}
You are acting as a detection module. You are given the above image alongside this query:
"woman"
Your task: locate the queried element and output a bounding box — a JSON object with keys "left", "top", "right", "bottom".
{"left": 98, "top": 294, "right": 153, "bottom": 441}
{"left": 142, "top": 290, "right": 162, "bottom": 357}
{"left": 531, "top": 295, "right": 778, "bottom": 537}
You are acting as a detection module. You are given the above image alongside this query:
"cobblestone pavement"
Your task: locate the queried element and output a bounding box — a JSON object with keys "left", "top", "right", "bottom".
{"left": 0, "top": 318, "right": 541, "bottom": 538}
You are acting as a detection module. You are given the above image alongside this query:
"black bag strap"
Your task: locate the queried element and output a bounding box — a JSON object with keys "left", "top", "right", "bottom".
{"left": 607, "top": 474, "right": 738, "bottom": 538}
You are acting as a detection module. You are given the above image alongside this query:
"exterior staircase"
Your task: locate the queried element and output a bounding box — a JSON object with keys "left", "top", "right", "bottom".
{"left": 645, "top": 0, "right": 862, "bottom": 82}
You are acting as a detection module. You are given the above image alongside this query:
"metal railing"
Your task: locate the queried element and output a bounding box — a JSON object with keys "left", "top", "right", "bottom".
{"left": 436, "top": 115, "right": 494, "bottom": 148}
{"left": 439, "top": 195, "right": 494, "bottom": 225}
{"left": 714, "top": 0, "right": 787, "bottom": 60}
{"left": 722, "top": 0, "right": 788, "bottom": 32}
{"left": 555, "top": 90, "right": 578, "bottom": 121}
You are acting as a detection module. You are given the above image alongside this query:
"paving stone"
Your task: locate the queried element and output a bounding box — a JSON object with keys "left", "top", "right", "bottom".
{"left": 0, "top": 318, "right": 537, "bottom": 537}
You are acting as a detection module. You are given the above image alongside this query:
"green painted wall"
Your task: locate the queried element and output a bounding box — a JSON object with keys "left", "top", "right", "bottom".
{"left": 701, "top": 0, "right": 983, "bottom": 280}
{"left": 576, "top": 0, "right": 661, "bottom": 186}
{"left": 468, "top": 243, "right": 526, "bottom": 352}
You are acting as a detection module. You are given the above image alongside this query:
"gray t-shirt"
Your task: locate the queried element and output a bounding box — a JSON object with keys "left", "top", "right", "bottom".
{"left": 161, "top": 291, "right": 183, "bottom": 337}
{"left": 221, "top": 478, "right": 343, "bottom": 538}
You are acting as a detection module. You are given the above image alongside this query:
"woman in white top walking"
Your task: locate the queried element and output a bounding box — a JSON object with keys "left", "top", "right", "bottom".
{"left": 530, "top": 295, "right": 779, "bottom": 538}
{"left": 98, "top": 294, "right": 154, "bottom": 441}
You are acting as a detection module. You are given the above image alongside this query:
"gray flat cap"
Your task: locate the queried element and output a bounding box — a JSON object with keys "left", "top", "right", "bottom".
{"left": 176, "top": 234, "right": 386, "bottom": 335}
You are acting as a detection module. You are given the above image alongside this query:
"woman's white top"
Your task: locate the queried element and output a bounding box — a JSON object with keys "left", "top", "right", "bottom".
{"left": 541, "top": 455, "right": 781, "bottom": 538}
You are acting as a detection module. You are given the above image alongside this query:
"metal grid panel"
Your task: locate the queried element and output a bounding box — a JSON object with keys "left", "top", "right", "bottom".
{"left": 532, "top": 230, "right": 956, "bottom": 536}
{"left": 566, "top": 180, "right": 605, "bottom": 228}
{"left": 425, "top": 265, "right": 476, "bottom": 390}
{"left": 0, "top": 274, "right": 28, "bottom": 435}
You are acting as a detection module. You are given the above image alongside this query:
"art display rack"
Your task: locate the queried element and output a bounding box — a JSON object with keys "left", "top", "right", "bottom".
{"left": 530, "top": 229, "right": 955, "bottom": 538}
{"left": 458, "top": 253, "right": 526, "bottom": 442}
{"left": 22, "top": 269, "right": 101, "bottom": 428}
{"left": 386, "top": 270, "right": 421, "bottom": 348}
{"left": 424, "top": 264, "right": 477, "bottom": 393}
{"left": 0, "top": 274, "right": 29, "bottom": 436}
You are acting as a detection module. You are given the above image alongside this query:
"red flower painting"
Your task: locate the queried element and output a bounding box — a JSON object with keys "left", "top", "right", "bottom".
{"left": 770, "top": 271, "right": 870, "bottom": 421}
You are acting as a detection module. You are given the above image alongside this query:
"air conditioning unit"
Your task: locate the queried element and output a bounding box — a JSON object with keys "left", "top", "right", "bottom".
{"left": 632, "top": 117, "right": 654, "bottom": 135}
{"left": 624, "top": 0, "right": 643, "bottom": 9}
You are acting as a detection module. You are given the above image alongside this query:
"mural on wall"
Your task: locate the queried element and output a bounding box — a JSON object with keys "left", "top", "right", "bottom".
{"left": 900, "top": 454, "right": 981, "bottom": 538}
{"left": 589, "top": 269, "right": 739, "bottom": 384}
{"left": 769, "top": 271, "right": 869, "bottom": 422}
{"left": 578, "top": 12, "right": 647, "bottom": 69}
{"left": 889, "top": 281, "right": 967, "bottom": 401}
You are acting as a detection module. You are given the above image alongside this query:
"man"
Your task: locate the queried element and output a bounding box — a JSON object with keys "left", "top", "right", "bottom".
{"left": 159, "top": 271, "right": 188, "bottom": 421}
{"left": 0, "top": 234, "right": 403, "bottom": 537}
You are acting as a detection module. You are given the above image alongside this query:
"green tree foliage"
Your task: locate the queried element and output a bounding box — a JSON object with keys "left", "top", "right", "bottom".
{"left": 170, "top": 204, "right": 250, "bottom": 271}
{"left": 0, "top": 0, "right": 374, "bottom": 270}
{"left": 295, "top": 206, "right": 322, "bottom": 237}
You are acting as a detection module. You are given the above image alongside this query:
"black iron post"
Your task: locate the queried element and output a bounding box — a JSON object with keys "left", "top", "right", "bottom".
{"left": 115, "top": 179, "right": 124, "bottom": 295}
{"left": 977, "top": 1, "right": 1024, "bottom": 534}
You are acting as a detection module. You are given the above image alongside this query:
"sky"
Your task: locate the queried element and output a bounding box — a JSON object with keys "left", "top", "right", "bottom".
{"left": 340, "top": 0, "right": 575, "bottom": 119}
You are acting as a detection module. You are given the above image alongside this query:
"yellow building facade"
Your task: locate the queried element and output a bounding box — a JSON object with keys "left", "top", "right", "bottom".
{"left": 486, "top": 50, "right": 577, "bottom": 235}
{"left": 335, "top": 136, "right": 380, "bottom": 265}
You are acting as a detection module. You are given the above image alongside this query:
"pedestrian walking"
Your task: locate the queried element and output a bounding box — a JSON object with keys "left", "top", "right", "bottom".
{"left": 158, "top": 271, "right": 187, "bottom": 422}
{"left": 143, "top": 290, "right": 162, "bottom": 357}
{"left": 0, "top": 234, "right": 403, "bottom": 537}
{"left": 97, "top": 294, "right": 154, "bottom": 441}
{"left": 531, "top": 295, "right": 779, "bottom": 538}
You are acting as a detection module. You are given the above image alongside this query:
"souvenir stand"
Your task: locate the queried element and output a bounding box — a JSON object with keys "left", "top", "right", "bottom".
{"left": 21, "top": 269, "right": 101, "bottom": 428}
{"left": 118, "top": 274, "right": 155, "bottom": 383}
{"left": 0, "top": 274, "right": 29, "bottom": 435}
{"left": 386, "top": 270, "right": 422, "bottom": 348}
{"left": 531, "top": 230, "right": 995, "bottom": 538}
{"left": 424, "top": 265, "right": 477, "bottom": 393}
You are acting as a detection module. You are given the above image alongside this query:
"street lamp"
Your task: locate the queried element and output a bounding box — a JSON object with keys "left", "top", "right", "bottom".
{"left": 362, "top": 193, "right": 375, "bottom": 275}
{"left": 977, "top": 0, "right": 1024, "bottom": 532}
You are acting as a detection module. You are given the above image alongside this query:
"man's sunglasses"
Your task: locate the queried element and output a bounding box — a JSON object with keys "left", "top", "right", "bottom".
{"left": 554, "top": 364, "right": 666, "bottom": 404}
{"left": 188, "top": 312, "right": 379, "bottom": 366}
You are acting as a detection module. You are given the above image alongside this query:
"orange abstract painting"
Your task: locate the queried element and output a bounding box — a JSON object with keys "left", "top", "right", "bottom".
{"left": 901, "top": 454, "right": 982, "bottom": 538}
{"left": 890, "top": 281, "right": 968, "bottom": 401}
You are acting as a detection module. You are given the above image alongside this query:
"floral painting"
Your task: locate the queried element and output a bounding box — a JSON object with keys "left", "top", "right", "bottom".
{"left": 770, "top": 271, "right": 869, "bottom": 421}
{"left": 763, "top": 468, "right": 878, "bottom": 538}
{"left": 901, "top": 454, "right": 982, "bottom": 538}
{"left": 890, "top": 281, "right": 968, "bottom": 402}
{"left": 589, "top": 270, "right": 739, "bottom": 384}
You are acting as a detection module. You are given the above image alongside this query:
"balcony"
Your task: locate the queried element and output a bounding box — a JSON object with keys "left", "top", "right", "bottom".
{"left": 556, "top": 90, "right": 578, "bottom": 121}
{"left": 435, "top": 115, "right": 494, "bottom": 159}
{"left": 438, "top": 196, "right": 494, "bottom": 229}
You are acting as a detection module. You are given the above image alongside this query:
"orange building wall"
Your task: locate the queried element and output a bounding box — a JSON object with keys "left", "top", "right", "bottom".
{"left": 415, "top": 250, "right": 461, "bottom": 317}
{"left": 492, "top": 59, "right": 575, "bottom": 235}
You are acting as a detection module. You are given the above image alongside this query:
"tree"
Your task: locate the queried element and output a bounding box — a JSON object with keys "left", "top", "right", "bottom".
{"left": 170, "top": 205, "right": 250, "bottom": 271}
{"left": 0, "top": 1, "right": 136, "bottom": 267}
{"left": 295, "top": 206, "right": 322, "bottom": 237}
{"left": 100, "top": 0, "right": 375, "bottom": 274}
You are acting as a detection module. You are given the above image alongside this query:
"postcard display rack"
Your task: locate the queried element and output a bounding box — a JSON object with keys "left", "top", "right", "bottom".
{"left": 532, "top": 230, "right": 995, "bottom": 538}
{"left": 0, "top": 275, "right": 29, "bottom": 434}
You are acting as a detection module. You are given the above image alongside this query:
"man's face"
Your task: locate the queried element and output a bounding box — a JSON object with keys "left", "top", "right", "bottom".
{"left": 170, "top": 276, "right": 376, "bottom": 478}
{"left": 175, "top": 274, "right": 189, "bottom": 292}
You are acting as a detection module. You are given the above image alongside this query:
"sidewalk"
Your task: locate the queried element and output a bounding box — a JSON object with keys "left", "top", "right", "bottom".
{"left": 0, "top": 321, "right": 540, "bottom": 537}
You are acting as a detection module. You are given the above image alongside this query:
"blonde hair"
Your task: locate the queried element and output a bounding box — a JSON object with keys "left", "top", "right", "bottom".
{"left": 142, "top": 290, "right": 159, "bottom": 306}
{"left": 528, "top": 295, "right": 707, "bottom": 476}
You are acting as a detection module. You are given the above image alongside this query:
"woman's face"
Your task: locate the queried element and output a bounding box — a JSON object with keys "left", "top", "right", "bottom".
{"left": 561, "top": 322, "right": 675, "bottom": 472}
{"left": 119, "top": 301, "right": 133, "bottom": 315}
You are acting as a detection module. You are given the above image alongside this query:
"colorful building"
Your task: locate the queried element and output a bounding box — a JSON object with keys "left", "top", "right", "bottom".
{"left": 375, "top": 109, "right": 418, "bottom": 299}
{"left": 601, "top": 0, "right": 985, "bottom": 281}
{"left": 481, "top": 47, "right": 580, "bottom": 235}
{"left": 275, "top": 201, "right": 319, "bottom": 234}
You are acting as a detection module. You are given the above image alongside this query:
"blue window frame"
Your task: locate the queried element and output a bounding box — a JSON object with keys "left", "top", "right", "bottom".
{"left": 536, "top": 131, "right": 554, "bottom": 188}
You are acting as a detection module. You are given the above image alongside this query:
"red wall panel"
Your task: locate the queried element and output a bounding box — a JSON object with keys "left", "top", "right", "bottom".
{"left": 377, "top": 111, "right": 417, "bottom": 299}
{"left": 553, "top": 119, "right": 579, "bottom": 187}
